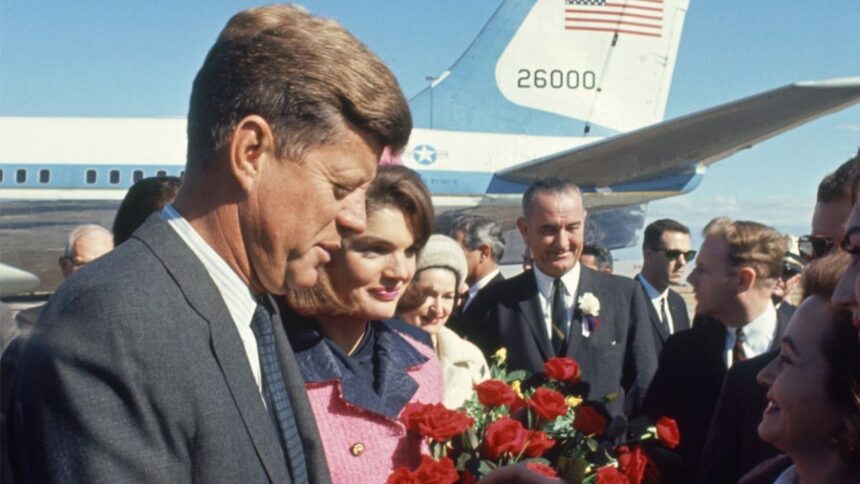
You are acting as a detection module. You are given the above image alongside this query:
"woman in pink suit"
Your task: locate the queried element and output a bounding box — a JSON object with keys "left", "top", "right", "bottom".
{"left": 283, "top": 165, "right": 443, "bottom": 483}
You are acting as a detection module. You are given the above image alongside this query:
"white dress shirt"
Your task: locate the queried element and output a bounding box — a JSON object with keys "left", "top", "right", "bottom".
{"left": 636, "top": 274, "right": 676, "bottom": 334}
{"left": 162, "top": 204, "right": 263, "bottom": 394}
{"left": 723, "top": 301, "right": 778, "bottom": 367}
{"left": 533, "top": 263, "right": 582, "bottom": 340}
{"left": 462, "top": 268, "right": 501, "bottom": 312}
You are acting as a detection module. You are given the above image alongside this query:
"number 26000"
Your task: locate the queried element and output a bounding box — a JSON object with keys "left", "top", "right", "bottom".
{"left": 517, "top": 69, "right": 596, "bottom": 89}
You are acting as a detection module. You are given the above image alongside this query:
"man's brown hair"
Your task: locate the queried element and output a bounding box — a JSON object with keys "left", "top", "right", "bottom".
{"left": 703, "top": 217, "right": 786, "bottom": 284}
{"left": 187, "top": 4, "right": 411, "bottom": 169}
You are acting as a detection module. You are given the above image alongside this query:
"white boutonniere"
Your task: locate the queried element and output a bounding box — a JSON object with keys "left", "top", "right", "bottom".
{"left": 578, "top": 292, "right": 601, "bottom": 332}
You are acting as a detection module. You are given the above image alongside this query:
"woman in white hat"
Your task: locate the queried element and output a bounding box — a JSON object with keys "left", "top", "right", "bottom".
{"left": 397, "top": 234, "right": 490, "bottom": 409}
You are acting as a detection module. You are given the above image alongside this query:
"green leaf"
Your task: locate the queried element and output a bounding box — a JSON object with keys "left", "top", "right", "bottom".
{"left": 477, "top": 460, "right": 496, "bottom": 477}
{"left": 557, "top": 455, "right": 590, "bottom": 483}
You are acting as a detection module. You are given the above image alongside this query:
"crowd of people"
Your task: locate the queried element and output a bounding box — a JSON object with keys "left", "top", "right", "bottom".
{"left": 1, "top": 4, "right": 859, "bottom": 484}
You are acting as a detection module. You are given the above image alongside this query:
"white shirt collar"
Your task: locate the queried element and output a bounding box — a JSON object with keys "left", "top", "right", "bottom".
{"left": 468, "top": 268, "right": 501, "bottom": 299}
{"left": 636, "top": 273, "right": 668, "bottom": 301}
{"left": 725, "top": 300, "right": 778, "bottom": 363}
{"left": 533, "top": 263, "right": 581, "bottom": 302}
{"left": 161, "top": 204, "right": 263, "bottom": 394}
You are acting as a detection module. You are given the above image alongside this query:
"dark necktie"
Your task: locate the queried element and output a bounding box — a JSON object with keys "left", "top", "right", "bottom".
{"left": 732, "top": 327, "right": 747, "bottom": 365}
{"left": 551, "top": 279, "right": 568, "bottom": 355}
{"left": 250, "top": 302, "right": 309, "bottom": 484}
{"left": 659, "top": 297, "right": 671, "bottom": 335}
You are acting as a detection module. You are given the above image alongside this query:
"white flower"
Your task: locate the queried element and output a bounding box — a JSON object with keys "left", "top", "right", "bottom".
{"left": 578, "top": 292, "right": 600, "bottom": 317}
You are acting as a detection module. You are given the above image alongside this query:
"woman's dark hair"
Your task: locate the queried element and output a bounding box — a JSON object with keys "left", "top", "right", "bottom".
{"left": 112, "top": 176, "right": 181, "bottom": 245}
{"left": 286, "top": 165, "right": 434, "bottom": 317}
{"left": 800, "top": 253, "right": 860, "bottom": 464}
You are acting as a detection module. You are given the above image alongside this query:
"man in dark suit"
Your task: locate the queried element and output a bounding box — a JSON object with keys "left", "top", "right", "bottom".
{"left": 461, "top": 178, "right": 656, "bottom": 416}
{"left": 635, "top": 219, "right": 693, "bottom": 357}
{"left": 448, "top": 215, "right": 506, "bottom": 331}
{"left": 643, "top": 218, "right": 789, "bottom": 483}
{"left": 6, "top": 5, "right": 411, "bottom": 483}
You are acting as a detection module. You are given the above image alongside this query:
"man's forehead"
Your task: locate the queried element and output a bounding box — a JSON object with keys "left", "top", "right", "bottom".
{"left": 529, "top": 190, "right": 584, "bottom": 218}
{"left": 661, "top": 231, "right": 691, "bottom": 247}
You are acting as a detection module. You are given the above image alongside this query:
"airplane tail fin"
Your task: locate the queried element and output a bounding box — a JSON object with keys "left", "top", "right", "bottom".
{"left": 410, "top": 0, "right": 689, "bottom": 137}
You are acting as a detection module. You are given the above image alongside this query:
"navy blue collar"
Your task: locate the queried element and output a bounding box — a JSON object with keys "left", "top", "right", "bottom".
{"left": 286, "top": 314, "right": 429, "bottom": 419}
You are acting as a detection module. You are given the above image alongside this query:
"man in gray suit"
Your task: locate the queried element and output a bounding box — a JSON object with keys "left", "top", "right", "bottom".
{"left": 7, "top": 5, "right": 411, "bottom": 483}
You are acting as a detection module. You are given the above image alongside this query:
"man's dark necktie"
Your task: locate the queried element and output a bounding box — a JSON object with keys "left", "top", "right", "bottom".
{"left": 551, "top": 279, "right": 568, "bottom": 355}
{"left": 659, "top": 297, "right": 671, "bottom": 335}
{"left": 732, "top": 327, "right": 747, "bottom": 366}
{"left": 250, "top": 302, "right": 309, "bottom": 484}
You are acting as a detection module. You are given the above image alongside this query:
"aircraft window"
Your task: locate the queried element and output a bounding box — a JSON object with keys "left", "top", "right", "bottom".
{"left": 156, "top": 170, "right": 167, "bottom": 177}
{"left": 109, "top": 169, "right": 121, "bottom": 185}
{"left": 39, "top": 169, "right": 50, "bottom": 184}
{"left": 16, "top": 169, "right": 26, "bottom": 184}
{"left": 133, "top": 170, "right": 144, "bottom": 183}
{"left": 86, "top": 169, "right": 97, "bottom": 184}
{"left": 0, "top": 169, "right": 4, "bottom": 183}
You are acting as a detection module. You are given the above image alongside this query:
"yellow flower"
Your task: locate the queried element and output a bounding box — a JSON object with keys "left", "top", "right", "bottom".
{"left": 511, "top": 380, "right": 523, "bottom": 398}
{"left": 566, "top": 396, "right": 583, "bottom": 408}
{"left": 494, "top": 347, "right": 507, "bottom": 363}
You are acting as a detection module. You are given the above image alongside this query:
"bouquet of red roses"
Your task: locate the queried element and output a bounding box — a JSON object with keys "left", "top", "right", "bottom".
{"left": 388, "top": 350, "right": 680, "bottom": 483}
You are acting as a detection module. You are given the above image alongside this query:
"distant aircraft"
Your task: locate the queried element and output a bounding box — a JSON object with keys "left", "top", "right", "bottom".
{"left": 2, "top": 0, "right": 860, "bottom": 294}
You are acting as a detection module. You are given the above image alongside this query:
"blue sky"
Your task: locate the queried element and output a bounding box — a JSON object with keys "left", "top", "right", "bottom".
{"left": 2, "top": 0, "right": 858, "bottom": 242}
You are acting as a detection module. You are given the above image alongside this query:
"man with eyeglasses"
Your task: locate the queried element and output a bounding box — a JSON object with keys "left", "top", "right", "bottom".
{"left": 771, "top": 236, "right": 804, "bottom": 322}
{"left": 635, "top": 219, "right": 693, "bottom": 357}
{"left": 800, "top": 159, "right": 854, "bottom": 261}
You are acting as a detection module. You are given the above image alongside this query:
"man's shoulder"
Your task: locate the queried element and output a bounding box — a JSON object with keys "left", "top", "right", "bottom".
{"left": 474, "top": 271, "right": 533, "bottom": 303}
{"left": 663, "top": 317, "right": 722, "bottom": 348}
{"left": 726, "top": 350, "right": 776, "bottom": 380}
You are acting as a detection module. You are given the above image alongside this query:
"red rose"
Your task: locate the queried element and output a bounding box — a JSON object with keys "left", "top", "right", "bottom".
{"left": 617, "top": 447, "right": 647, "bottom": 484}
{"left": 523, "top": 430, "right": 556, "bottom": 458}
{"left": 527, "top": 387, "right": 568, "bottom": 421}
{"left": 573, "top": 405, "right": 606, "bottom": 436}
{"left": 400, "top": 402, "right": 431, "bottom": 433}
{"left": 413, "top": 455, "right": 459, "bottom": 484}
{"left": 644, "top": 452, "right": 662, "bottom": 484}
{"left": 543, "top": 357, "right": 582, "bottom": 382}
{"left": 655, "top": 416, "right": 680, "bottom": 449}
{"left": 483, "top": 416, "right": 530, "bottom": 460}
{"left": 510, "top": 395, "right": 528, "bottom": 414}
{"left": 474, "top": 379, "right": 518, "bottom": 407}
{"left": 416, "top": 404, "right": 474, "bottom": 442}
{"left": 597, "top": 465, "right": 630, "bottom": 484}
{"left": 525, "top": 462, "right": 559, "bottom": 478}
{"left": 460, "top": 470, "right": 479, "bottom": 484}
{"left": 385, "top": 466, "right": 420, "bottom": 484}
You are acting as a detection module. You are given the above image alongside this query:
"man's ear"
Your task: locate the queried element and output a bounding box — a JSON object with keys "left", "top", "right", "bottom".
{"left": 479, "top": 244, "right": 492, "bottom": 263}
{"left": 229, "top": 115, "right": 276, "bottom": 193}
{"left": 516, "top": 217, "right": 528, "bottom": 239}
{"left": 736, "top": 266, "right": 757, "bottom": 293}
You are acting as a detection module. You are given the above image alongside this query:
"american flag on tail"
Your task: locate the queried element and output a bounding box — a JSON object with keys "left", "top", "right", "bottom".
{"left": 564, "top": 0, "right": 663, "bottom": 38}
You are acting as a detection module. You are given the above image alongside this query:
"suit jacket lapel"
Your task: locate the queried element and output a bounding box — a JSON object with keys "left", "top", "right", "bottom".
{"left": 668, "top": 292, "right": 691, "bottom": 332}
{"left": 269, "top": 297, "right": 331, "bottom": 484}
{"left": 564, "top": 267, "right": 591, "bottom": 357}
{"left": 135, "top": 216, "right": 290, "bottom": 483}
{"left": 771, "top": 304, "right": 791, "bottom": 351}
{"left": 517, "top": 273, "right": 554, "bottom": 360}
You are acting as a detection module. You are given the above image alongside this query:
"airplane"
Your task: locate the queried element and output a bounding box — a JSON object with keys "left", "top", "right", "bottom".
{"left": 2, "top": 0, "right": 860, "bottom": 295}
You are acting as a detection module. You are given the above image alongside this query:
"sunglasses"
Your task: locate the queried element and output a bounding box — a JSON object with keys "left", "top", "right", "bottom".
{"left": 841, "top": 226, "right": 860, "bottom": 257}
{"left": 798, "top": 234, "right": 835, "bottom": 260}
{"left": 652, "top": 247, "right": 697, "bottom": 262}
{"left": 781, "top": 262, "right": 803, "bottom": 279}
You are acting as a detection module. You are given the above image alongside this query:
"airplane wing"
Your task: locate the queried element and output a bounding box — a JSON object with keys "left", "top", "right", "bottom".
{"left": 498, "top": 77, "right": 860, "bottom": 186}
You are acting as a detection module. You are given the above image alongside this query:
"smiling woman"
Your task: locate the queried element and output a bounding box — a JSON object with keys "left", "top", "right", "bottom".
{"left": 753, "top": 253, "right": 860, "bottom": 484}
{"left": 397, "top": 234, "right": 490, "bottom": 409}
{"left": 279, "top": 165, "right": 443, "bottom": 483}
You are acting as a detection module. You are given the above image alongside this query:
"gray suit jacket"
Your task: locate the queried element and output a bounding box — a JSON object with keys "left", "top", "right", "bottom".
{"left": 8, "top": 215, "right": 330, "bottom": 483}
